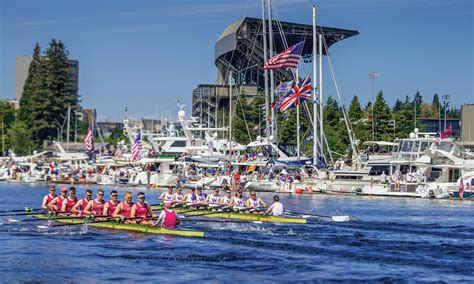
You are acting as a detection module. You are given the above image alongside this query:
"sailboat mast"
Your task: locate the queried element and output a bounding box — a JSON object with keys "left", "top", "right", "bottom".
{"left": 296, "top": 69, "right": 300, "bottom": 160}
{"left": 319, "top": 33, "right": 324, "bottom": 160}
{"left": 261, "top": 0, "right": 270, "bottom": 135}
{"left": 268, "top": 0, "right": 276, "bottom": 141}
{"left": 66, "top": 106, "right": 70, "bottom": 151}
{"left": 229, "top": 71, "right": 233, "bottom": 160}
{"left": 312, "top": 5, "right": 318, "bottom": 165}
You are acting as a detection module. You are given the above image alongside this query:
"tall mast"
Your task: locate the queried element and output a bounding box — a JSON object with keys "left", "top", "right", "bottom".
{"left": 261, "top": 0, "right": 270, "bottom": 136}
{"left": 66, "top": 106, "right": 70, "bottom": 151}
{"left": 268, "top": 0, "right": 276, "bottom": 141}
{"left": 319, "top": 33, "right": 324, "bottom": 160}
{"left": 229, "top": 71, "right": 233, "bottom": 159}
{"left": 296, "top": 69, "right": 300, "bottom": 160}
{"left": 312, "top": 5, "right": 318, "bottom": 165}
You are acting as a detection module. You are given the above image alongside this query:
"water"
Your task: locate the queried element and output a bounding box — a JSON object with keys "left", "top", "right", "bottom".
{"left": 0, "top": 183, "right": 473, "bottom": 282}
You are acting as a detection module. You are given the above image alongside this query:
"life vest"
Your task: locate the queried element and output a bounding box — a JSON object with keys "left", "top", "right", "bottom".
{"left": 163, "top": 209, "right": 177, "bottom": 228}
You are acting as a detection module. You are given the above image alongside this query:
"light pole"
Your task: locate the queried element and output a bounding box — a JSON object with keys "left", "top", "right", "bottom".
{"left": 442, "top": 94, "right": 450, "bottom": 130}
{"left": 368, "top": 72, "right": 381, "bottom": 141}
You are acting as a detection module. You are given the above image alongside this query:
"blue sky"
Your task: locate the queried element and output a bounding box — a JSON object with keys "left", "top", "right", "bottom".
{"left": 0, "top": 0, "right": 472, "bottom": 122}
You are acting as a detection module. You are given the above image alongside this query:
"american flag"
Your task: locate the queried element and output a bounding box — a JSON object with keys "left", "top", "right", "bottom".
{"left": 131, "top": 132, "right": 142, "bottom": 162}
{"left": 458, "top": 178, "right": 465, "bottom": 199}
{"left": 264, "top": 41, "right": 304, "bottom": 70}
{"left": 279, "top": 75, "right": 312, "bottom": 112}
{"left": 274, "top": 80, "right": 294, "bottom": 99}
{"left": 84, "top": 127, "right": 94, "bottom": 153}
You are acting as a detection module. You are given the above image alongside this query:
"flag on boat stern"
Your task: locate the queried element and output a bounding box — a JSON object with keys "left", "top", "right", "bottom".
{"left": 264, "top": 41, "right": 304, "bottom": 70}
{"left": 458, "top": 178, "right": 465, "bottom": 199}
{"left": 84, "top": 127, "right": 94, "bottom": 153}
{"left": 131, "top": 132, "right": 143, "bottom": 162}
{"left": 441, "top": 125, "right": 452, "bottom": 139}
{"left": 279, "top": 75, "right": 312, "bottom": 112}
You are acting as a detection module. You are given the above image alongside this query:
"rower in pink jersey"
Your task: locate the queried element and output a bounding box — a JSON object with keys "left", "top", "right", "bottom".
{"left": 83, "top": 189, "right": 106, "bottom": 216}
{"left": 41, "top": 185, "right": 57, "bottom": 210}
{"left": 130, "top": 192, "right": 155, "bottom": 225}
{"left": 71, "top": 189, "right": 93, "bottom": 216}
{"left": 103, "top": 190, "right": 121, "bottom": 217}
{"left": 60, "top": 187, "right": 78, "bottom": 216}
{"left": 113, "top": 191, "right": 134, "bottom": 220}
{"left": 48, "top": 186, "right": 68, "bottom": 212}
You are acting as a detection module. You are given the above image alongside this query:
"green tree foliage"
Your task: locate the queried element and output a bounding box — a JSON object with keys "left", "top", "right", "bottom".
{"left": 373, "top": 91, "right": 392, "bottom": 141}
{"left": 8, "top": 120, "right": 35, "bottom": 156}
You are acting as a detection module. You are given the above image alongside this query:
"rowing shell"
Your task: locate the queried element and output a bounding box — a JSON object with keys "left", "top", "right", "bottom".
{"left": 30, "top": 214, "right": 205, "bottom": 237}
{"left": 151, "top": 206, "right": 307, "bottom": 224}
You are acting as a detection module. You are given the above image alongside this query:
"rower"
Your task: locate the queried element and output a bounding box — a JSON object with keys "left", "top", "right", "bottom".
{"left": 48, "top": 186, "right": 68, "bottom": 212}
{"left": 155, "top": 201, "right": 179, "bottom": 228}
{"left": 60, "top": 187, "right": 78, "bottom": 216}
{"left": 195, "top": 186, "right": 207, "bottom": 206}
{"left": 204, "top": 188, "right": 221, "bottom": 208}
{"left": 41, "top": 185, "right": 57, "bottom": 210}
{"left": 83, "top": 189, "right": 105, "bottom": 216}
{"left": 220, "top": 189, "right": 232, "bottom": 207}
{"left": 103, "top": 190, "right": 121, "bottom": 217}
{"left": 71, "top": 189, "right": 92, "bottom": 216}
{"left": 130, "top": 192, "right": 156, "bottom": 225}
{"left": 113, "top": 191, "right": 133, "bottom": 219}
{"left": 183, "top": 188, "right": 197, "bottom": 207}
{"left": 265, "top": 195, "right": 284, "bottom": 216}
{"left": 245, "top": 191, "right": 267, "bottom": 212}
{"left": 229, "top": 191, "right": 246, "bottom": 212}
{"left": 172, "top": 187, "right": 185, "bottom": 205}
{"left": 159, "top": 186, "right": 174, "bottom": 203}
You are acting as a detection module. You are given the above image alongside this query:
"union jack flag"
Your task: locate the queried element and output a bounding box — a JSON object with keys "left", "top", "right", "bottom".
{"left": 84, "top": 127, "right": 94, "bottom": 153}
{"left": 264, "top": 41, "right": 304, "bottom": 70}
{"left": 279, "top": 75, "right": 312, "bottom": 112}
{"left": 131, "top": 132, "right": 142, "bottom": 162}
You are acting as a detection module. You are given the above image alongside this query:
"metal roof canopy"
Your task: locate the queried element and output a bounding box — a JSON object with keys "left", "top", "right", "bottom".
{"left": 215, "top": 17, "right": 359, "bottom": 88}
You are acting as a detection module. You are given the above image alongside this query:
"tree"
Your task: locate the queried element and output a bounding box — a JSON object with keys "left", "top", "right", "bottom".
{"left": 348, "top": 95, "right": 363, "bottom": 122}
{"left": 8, "top": 120, "right": 35, "bottom": 155}
{"left": 373, "top": 91, "right": 392, "bottom": 141}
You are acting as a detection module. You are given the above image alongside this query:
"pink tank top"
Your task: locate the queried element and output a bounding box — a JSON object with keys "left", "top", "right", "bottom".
{"left": 56, "top": 196, "right": 66, "bottom": 212}
{"left": 65, "top": 197, "right": 78, "bottom": 213}
{"left": 92, "top": 200, "right": 105, "bottom": 215}
{"left": 107, "top": 200, "right": 120, "bottom": 216}
{"left": 163, "top": 209, "right": 177, "bottom": 228}
{"left": 122, "top": 202, "right": 133, "bottom": 218}
{"left": 46, "top": 194, "right": 56, "bottom": 205}
{"left": 135, "top": 203, "right": 149, "bottom": 218}
{"left": 81, "top": 199, "right": 89, "bottom": 209}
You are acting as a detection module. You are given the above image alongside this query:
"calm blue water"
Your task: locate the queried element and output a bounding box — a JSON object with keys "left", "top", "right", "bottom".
{"left": 0, "top": 182, "right": 473, "bottom": 282}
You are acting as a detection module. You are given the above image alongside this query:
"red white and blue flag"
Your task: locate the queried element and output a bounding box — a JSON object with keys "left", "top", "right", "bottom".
{"left": 84, "top": 128, "right": 94, "bottom": 153}
{"left": 458, "top": 178, "right": 465, "bottom": 198}
{"left": 264, "top": 41, "right": 304, "bottom": 70}
{"left": 279, "top": 75, "right": 312, "bottom": 112}
{"left": 131, "top": 132, "right": 142, "bottom": 162}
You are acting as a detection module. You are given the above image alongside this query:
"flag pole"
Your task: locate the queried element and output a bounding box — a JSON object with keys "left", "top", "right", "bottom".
{"left": 319, "top": 33, "right": 324, "bottom": 161}
{"left": 312, "top": 5, "right": 318, "bottom": 165}
{"left": 296, "top": 68, "right": 300, "bottom": 160}
{"left": 268, "top": 0, "right": 276, "bottom": 142}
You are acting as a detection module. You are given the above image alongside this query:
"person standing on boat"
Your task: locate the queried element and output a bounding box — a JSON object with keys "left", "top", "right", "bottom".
{"left": 48, "top": 186, "right": 68, "bottom": 212}
{"left": 245, "top": 191, "right": 267, "bottom": 212}
{"left": 229, "top": 191, "right": 246, "bottom": 211}
{"left": 41, "top": 185, "right": 57, "bottom": 210}
{"left": 60, "top": 187, "right": 78, "bottom": 216}
{"left": 103, "top": 190, "right": 121, "bottom": 217}
{"left": 130, "top": 192, "right": 156, "bottom": 225}
{"left": 204, "top": 189, "right": 221, "bottom": 208}
{"left": 159, "top": 186, "right": 174, "bottom": 203}
{"left": 265, "top": 196, "right": 284, "bottom": 216}
{"left": 233, "top": 170, "right": 241, "bottom": 188}
{"left": 113, "top": 191, "right": 134, "bottom": 219}
{"left": 71, "top": 189, "right": 92, "bottom": 216}
{"left": 154, "top": 202, "right": 179, "bottom": 228}
{"left": 83, "top": 189, "right": 106, "bottom": 216}
{"left": 195, "top": 187, "right": 207, "bottom": 206}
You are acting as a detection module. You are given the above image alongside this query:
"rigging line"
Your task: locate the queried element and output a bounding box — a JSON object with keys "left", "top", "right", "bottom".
{"left": 236, "top": 91, "right": 253, "bottom": 143}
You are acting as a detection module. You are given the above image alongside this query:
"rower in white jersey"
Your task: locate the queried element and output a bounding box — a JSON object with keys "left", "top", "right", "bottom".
{"left": 159, "top": 186, "right": 174, "bottom": 203}
{"left": 172, "top": 187, "right": 185, "bottom": 204}
{"left": 195, "top": 187, "right": 207, "bottom": 206}
{"left": 220, "top": 189, "right": 232, "bottom": 207}
{"left": 229, "top": 191, "right": 246, "bottom": 212}
{"left": 204, "top": 188, "right": 221, "bottom": 208}
{"left": 184, "top": 188, "right": 197, "bottom": 207}
{"left": 265, "top": 195, "right": 284, "bottom": 216}
{"left": 245, "top": 191, "right": 267, "bottom": 213}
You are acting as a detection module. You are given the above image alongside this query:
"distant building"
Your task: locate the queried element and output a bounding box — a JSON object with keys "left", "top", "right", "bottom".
{"left": 141, "top": 119, "right": 164, "bottom": 133}
{"left": 15, "top": 56, "right": 79, "bottom": 101}
{"left": 97, "top": 122, "right": 123, "bottom": 138}
{"left": 82, "top": 108, "right": 96, "bottom": 126}
{"left": 461, "top": 104, "right": 474, "bottom": 142}
{"left": 420, "top": 118, "right": 461, "bottom": 137}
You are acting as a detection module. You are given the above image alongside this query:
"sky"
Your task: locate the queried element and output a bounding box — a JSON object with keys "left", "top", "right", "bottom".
{"left": 0, "top": 0, "right": 472, "bottom": 122}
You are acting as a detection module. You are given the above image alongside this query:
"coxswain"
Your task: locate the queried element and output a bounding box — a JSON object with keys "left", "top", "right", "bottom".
{"left": 245, "top": 191, "right": 267, "bottom": 212}
{"left": 204, "top": 188, "right": 221, "bottom": 208}
{"left": 154, "top": 202, "right": 179, "bottom": 228}
{"left": 159, "top": 186, "right": 174, "bottom": 202}
{"left": 113, "top": 191, "right": 133, "bottom": 220}
{"left": 71, "top": 189, "right": 92, "bottom": 216}
{"left": 183, "top": 188, "right": 197, "bottom": 207}
{"left": 229, "top": 191, "right": 246, "bottom": 212}
{"left": 265, "top": 195, "right": 284, "bottom": 216}
{"left": 41, "top": 185, "right": 57, "bottom": 210}
{"left": 220, "top": 189, "right": 232, "bottom": 207}
{"left": 83, "top": 189, "right": 106, "bottom": 217}
{"left": 172, "top": 187, "right": 185, "bottom": 204}
{"left": 60, "top": 187, "right": 78, "bottom": 216}
{"left": 48, "top": 186, "right": 68, "bottom": 212}
{"left": 130, "top": 192, "right": 156, "bottom": 225}
{"left": 195, "top": 187, "right": 207, "bottom": 206}
{"left": 103, "top": 190, "right": 121, "bottom": 217}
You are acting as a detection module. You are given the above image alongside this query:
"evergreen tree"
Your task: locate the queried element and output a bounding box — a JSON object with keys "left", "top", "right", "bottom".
{"left": 348, "top": 95, "right": 363, "bottom": 122}
{"left": 431, "top": 93, "right": 441, "bottom": 117}
{"left": 8, "top": 120, "right": 35, "bottom": 155}
{"left": 373, "top": 91, "right": 392, "bottom": 141}
{"left": 18, "top": 43, "right": 42, "bottom": 124}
